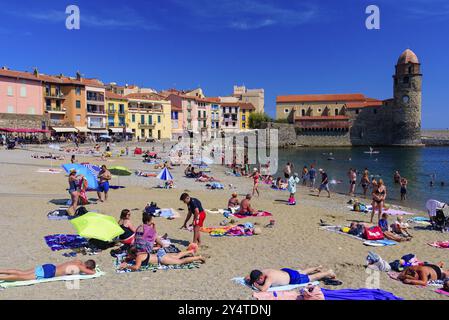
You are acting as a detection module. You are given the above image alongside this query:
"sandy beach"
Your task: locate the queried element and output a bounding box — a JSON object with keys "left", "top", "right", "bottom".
{"left": 0, "top": 144, "right": 448, "bottom": 300}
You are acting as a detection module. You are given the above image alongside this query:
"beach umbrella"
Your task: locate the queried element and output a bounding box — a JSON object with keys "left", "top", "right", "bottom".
{"left": 70, "top": 212, "right": 124, "bottom": 242}
{"left": 62, "top": 163, "right": 99, "bottom": 191}
{"left": 82, "top": 163, "right": 101, "bottom": 178}
{"left": 109, "top": 166, "right": 132, "bottom": 176}
{"left": 157, "top": 167, "right": 174, "bottom": 181}
{"left": 109, "top": 166, "right": 132, "bottom": 185}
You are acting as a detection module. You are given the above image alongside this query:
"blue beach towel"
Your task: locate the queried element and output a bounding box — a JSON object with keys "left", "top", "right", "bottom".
{"left": 44, "top": 234, "right": 88, "bottom": 251}
{"left": 321, "top": 288, "right": 403, "bottom": 300}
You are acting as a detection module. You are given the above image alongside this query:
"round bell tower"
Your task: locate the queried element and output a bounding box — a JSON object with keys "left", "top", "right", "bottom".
{"left": 391, "top": 49, "right": 422, "bottom": 145}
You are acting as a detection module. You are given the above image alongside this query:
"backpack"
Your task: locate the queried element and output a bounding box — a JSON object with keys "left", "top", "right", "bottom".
{"left": 364, "top": 226, "right": 384, "bottom": 240}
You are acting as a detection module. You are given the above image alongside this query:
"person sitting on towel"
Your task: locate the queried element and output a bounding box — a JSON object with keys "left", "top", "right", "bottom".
{"left": 227, "top": 192, "right": 240, "bottom": 211}
{"left": 239, "top": 194, "right": 256, "bottom": 216}
{"left": 245, "top": 267, "right": 336, "bottom": 292}
{"left": 0, "top": 260, "right": 96, "bottom": 282}
{"left": 398, "top": 264, "right": 449, "bottom": 286}
{"left": 378, "top": 213, "right": 411, "bottom": 242}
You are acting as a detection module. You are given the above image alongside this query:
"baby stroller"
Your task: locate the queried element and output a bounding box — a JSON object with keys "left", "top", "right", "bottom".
{"left": 6, "top": 140, "right": 15, "bottom": 150}
{"left": 433, "top": 209, "right": 449, "bottom": 232}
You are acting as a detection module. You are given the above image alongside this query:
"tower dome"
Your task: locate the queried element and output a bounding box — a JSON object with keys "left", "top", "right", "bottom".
{"left": 397, "top": 49, "right": 419, "bottom": 65}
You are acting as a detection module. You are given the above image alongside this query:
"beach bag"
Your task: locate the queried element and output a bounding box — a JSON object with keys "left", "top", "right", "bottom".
{"left": 364, "top": 226, "right": 384, "bottom": 240}
{"left": 74, "top": 206, "right": 88, "bottom": 217}
{"left": 298, "top": 286, "right": 325, "bottom": 300}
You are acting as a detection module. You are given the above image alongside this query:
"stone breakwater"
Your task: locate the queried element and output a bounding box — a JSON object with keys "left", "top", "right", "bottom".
{"left": 260, "top": 123, "right": 449, "bottom": 148}
{"left": 421, "top": 130, "right": 449, "bottom": 146}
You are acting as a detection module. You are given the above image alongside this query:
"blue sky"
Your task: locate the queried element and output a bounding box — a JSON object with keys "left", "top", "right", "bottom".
{"left": 0, "top": 0, "right": 448, "bottom": 128}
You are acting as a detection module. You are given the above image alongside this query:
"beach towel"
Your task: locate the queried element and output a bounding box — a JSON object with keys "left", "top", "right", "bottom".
{"left": 232, "top": 211, "right": 273, "bottom": 219}
{"left": 321, "top": 288, "right": 403, "bottom": 300}
{"left": 37, "top": 168, "right": 62, "bottom": 174}
{"left": 44, "top": 234, "right": 88, "bottom": 251}
{"left": 232, "top": 277, "right": 319, "bottom": 292}
{"left": 253, "top": 288, "right": 403, "bottom": 300}
{"left": 200, "top": 226, "right": 233, "bottom": 233}
{"left": 0, "top": 270, "right": 104, "bottom": 289}
{"left": 363, "top": 239, "right": 397, "bottom": 247}
{"left": 408, "top": 217, "right": 432, "bottom": 226}
{"left": 321, "top": 226, "right": 397, "bottom": 246}
{"left": 114, "top": 257, "right": 201, "bottom": 273}
{"left": 435, "top": 289, "right": 449, "bottom": 296}
{"left": 155, "top": 208, "right": 180, "bottom": 219}
{"left": 428, "top": 241, "right": 449, "bottom": 249}
{"left": 384, "top": 208, "right": 415, "bottom": 216}
{"left": 47, "top": 208, "right": 71, "bottom": 220}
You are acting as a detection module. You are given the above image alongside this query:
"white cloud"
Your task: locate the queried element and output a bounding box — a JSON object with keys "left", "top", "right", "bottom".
{"left": 169, "top": 0, "right": 318, "bottom": 30}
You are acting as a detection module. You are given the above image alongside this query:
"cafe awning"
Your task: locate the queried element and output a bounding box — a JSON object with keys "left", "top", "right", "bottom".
{"left": 89, "top": 129, "right": 109, "bottom": 134}
{"left": 75, "top": 126, "right": 91, "bottom": 133}
{"left": 51, "top": 127, "right": 77, "bottom": 133}
{"left": 0, "top": 128, "right": 49, "bottom": 133}
{"left": 109, "top": 128, "right": 125, "bottom": 133}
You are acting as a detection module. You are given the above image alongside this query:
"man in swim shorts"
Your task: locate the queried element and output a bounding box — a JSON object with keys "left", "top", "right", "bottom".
{"left": 245, "top": 266, "right": 336, "bottom": 292}
{"left": 0, "top": 260, "right": 97, "bottom": 281}
{"left": 180, "top": 193, "right": 206, "bottom": 246}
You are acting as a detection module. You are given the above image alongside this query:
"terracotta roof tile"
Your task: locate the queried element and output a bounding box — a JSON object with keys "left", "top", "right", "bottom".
{"left": 277, "top": 93, "right": 367, "bottom": 103}
{"left": 105, "top": 91, "right": 127, "bottom": 101}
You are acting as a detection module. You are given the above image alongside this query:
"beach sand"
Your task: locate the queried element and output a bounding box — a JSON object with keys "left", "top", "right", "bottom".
{"left": 0, "top": 144, "right": 448, "bottom": 300}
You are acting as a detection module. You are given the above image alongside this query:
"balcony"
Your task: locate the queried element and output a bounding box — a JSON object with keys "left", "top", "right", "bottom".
{"left": 46, "top": 106, "right": 66, "bottom": 114}
{"left": 45, "top": 92, "right": 65, "bottom": 100}
{"left": 138, "top": 123, "right": 155, "bottom": 129}
{"left": 87, "top": 107, "right": 106, "bottom": 115}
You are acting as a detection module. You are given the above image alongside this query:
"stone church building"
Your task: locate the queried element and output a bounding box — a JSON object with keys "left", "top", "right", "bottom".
{"left": 275, "top": 49, "right": 422, "bottom": 146}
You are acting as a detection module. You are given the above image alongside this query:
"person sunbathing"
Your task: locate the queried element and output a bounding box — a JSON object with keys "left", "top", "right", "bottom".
{"left": 245, "top": 267, "right": 336, "bottom": 292}
{"left": 0, "top": 260, "right": 96, "bottom": 281}
{"left": 239, "top": 194, "right": 256, "bottom": 215}
{"left": 398, "top": 264, "right": 449, "bottom": 286}
{"left": 119, "top": 246, "right": 206, "bottom": 271}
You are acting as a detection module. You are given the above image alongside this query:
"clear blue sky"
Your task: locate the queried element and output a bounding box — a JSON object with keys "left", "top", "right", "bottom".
{"left": 0, "top": 0, "right": 448, "bottom": 128}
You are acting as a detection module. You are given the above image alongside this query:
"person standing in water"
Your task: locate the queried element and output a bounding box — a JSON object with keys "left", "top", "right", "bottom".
{"left": 400, "top": 177, "right": 408, "bottom": 201}
{"left": 394, "top": 171, "right": 401, "bottom": 184}
{"left": 359, "top": 172, "right": 370, "bottom": 198}
{"left": 348, "top": 168, "right": 357, "bottom": 196}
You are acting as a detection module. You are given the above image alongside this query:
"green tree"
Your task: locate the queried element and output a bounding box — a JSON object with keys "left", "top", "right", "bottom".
{"left": 249, "top": 112, "right": 272, "bottom": 129}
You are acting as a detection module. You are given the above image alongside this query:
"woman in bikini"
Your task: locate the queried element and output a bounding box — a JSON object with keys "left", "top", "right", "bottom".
{"left": 250, "top": 168, "right": 260, "bottom": 197}
{"left": 67, "top": 170, "right": 81, "bottom": 216}
{"left": 118, "top": 209, "right": 137, "bottom": 245}
{"left": 370, "top": 179, "right": 387, "bottom": 223}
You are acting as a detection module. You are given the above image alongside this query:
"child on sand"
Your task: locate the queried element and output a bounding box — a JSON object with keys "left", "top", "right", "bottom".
{"left": 287, "top": 173, "right": 300, "bottom": 205}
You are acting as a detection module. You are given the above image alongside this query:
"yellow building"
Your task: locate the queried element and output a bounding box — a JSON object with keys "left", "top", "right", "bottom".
{"left": 126, "top": 93, "right": 172, "bottom": 140}
{"left": 239, "top": 103, "right": 255, "bottom": 130}
{"left": 106, "top": 91, "right": 129, "bottom": 134}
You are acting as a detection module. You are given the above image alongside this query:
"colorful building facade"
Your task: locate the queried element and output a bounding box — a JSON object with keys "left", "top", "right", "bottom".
{"left": 105, "top": 91, "right": 129, "bottom": 135}
{"left": 126, "top": 93, "right": 171, "bottom": 140}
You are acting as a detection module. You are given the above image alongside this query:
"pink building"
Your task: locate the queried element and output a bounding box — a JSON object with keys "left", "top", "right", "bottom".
{"left": 165, "top": 92, "right": 212, "bottom": 139}
{"left": 0, "top": 68, "right": 44, "bottom": 115}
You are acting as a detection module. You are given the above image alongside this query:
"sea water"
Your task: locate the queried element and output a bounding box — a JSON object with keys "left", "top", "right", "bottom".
{"left": 276, "top": 146, "right": 449, "bottom": 210}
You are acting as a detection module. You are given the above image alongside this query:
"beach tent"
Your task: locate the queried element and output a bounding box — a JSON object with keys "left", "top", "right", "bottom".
{"left": 62, "top": 163, "right": 99, "bottom": 191}
{"left": 70, "top": 212, "right": 124, "bottom": 242}
{"left": 157, "top": 167, "right": 174, "bottom": 181}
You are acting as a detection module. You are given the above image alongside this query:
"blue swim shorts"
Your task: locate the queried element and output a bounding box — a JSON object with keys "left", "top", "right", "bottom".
{"left": 98, "top": 181, "right": 110, "bottom": 193}
{"left": 281, "top": 268, "right": 310, "bottom": 285}
{"left": 35, "top": 264, "right": 56, "bottom": 280}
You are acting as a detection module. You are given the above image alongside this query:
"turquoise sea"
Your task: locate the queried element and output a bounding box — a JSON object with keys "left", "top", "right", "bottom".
{"left": 277, "top": 147, "right": 449, "bottom": 209}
